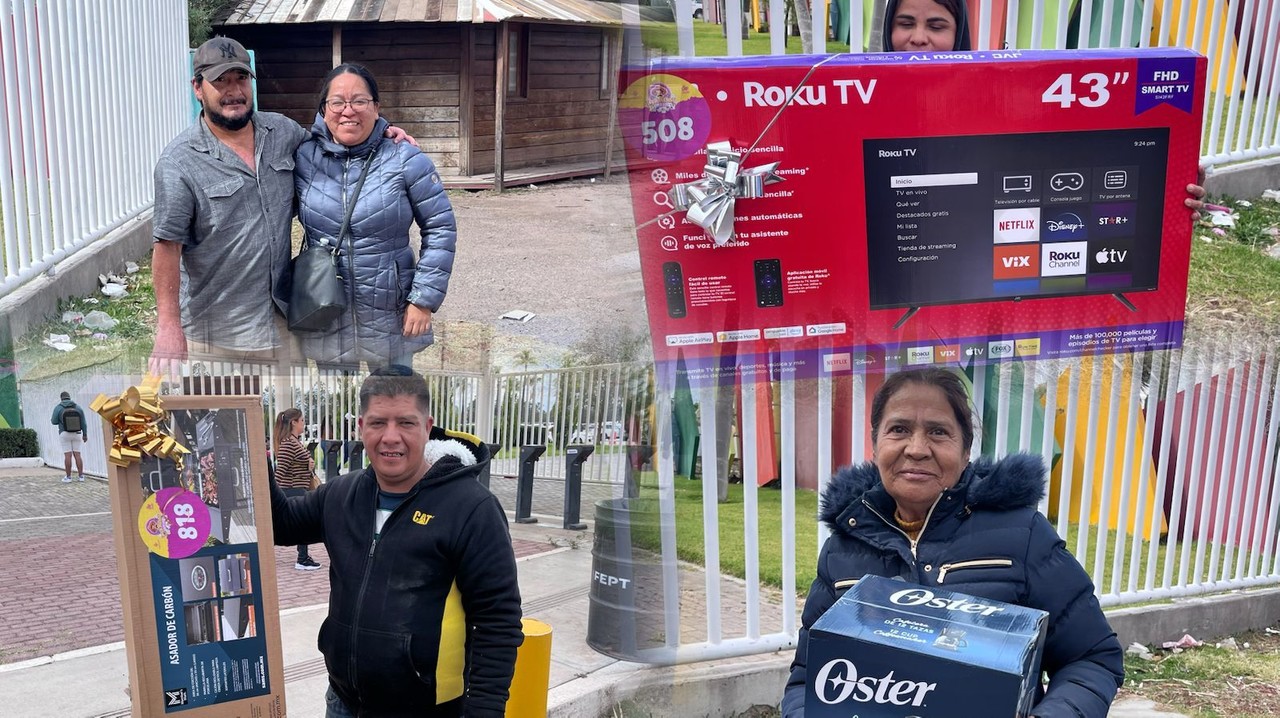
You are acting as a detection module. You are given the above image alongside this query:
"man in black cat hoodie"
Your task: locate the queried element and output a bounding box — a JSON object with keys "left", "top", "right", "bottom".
{"left": 271, "top": 366, "right": 522, "bottom": 717}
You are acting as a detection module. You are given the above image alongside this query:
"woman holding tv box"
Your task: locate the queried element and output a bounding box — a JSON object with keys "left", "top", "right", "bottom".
{"left": 780, "top": 368, "right": 1123, "bottom": 717}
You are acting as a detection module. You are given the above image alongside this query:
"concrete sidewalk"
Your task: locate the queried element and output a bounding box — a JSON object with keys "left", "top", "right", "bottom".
{"left": 0, "top": 467, "right": 1186, "bottom": 717}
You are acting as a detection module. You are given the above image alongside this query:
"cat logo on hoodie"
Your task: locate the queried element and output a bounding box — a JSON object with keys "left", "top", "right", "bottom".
{"left": 412, "top": 511, "right": 434, "bottom": 526}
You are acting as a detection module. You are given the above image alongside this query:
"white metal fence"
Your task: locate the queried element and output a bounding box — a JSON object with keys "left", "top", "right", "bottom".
{"left": 22, "top": 361, "right": 655, "bottom": 491}
{"left": 0, "top": 0, "right": 190, "bottom": 298}
{"left": 634, "top": 0, "right": 1280, "bottom": 664}
{"left": 644, "top": 336, "right": 1280, "bottom": 664}
{"left": 663, "top": 0, "right": 1280, "bottom": 167}
{"left": 270, "top": 362, "right": 652, "bottom": 486}
{"left": 22, "top": 371, "right": 130, "bottom": 479}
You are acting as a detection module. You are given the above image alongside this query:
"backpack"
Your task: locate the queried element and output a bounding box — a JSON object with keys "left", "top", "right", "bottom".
{"left": 60, "top": 406, "right": 84, "bottom": 433}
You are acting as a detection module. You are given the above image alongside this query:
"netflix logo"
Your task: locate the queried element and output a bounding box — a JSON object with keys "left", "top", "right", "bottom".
{"left": 993, "top": 208, "right": 1041, "bottom": 244}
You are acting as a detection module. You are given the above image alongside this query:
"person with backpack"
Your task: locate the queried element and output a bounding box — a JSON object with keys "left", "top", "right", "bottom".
{"left": 51, "top": 391, "right": 88, "bottom": 483}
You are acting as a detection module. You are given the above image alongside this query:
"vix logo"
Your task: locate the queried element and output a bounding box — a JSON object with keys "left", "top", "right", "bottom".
{"left": 993, "top": 245, "right": 1038, "bottom": 279}
{"left": 814, "top": 659, "right": 938, "bottom": 707}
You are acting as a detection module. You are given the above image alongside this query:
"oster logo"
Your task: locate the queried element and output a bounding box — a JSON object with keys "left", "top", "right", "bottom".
{"left": 993, "top": 208, "right": 1040, "bottom": 244}
{"left": 1043, "top": 208, "right": 1089, "bottom": 242}
{"left": 813, "top": 659, "right": 938, "bottom": 707}
{"left": 1093, "top": 201, "right": 1137, "bottom": 238}
{"left": 993, "top": 245, "right": 1040, "bottom": 279}
{"left": 1041, "top": 241, "right": 1088, "bottom": 277}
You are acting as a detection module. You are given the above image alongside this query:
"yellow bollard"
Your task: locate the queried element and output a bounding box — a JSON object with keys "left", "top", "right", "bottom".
{"left": 505, "top": 618, "right": 552, "bottom": 718}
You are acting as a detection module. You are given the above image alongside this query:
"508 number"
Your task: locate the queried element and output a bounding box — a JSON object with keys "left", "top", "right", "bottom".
{"left": 641, "top": 117, "right": 695, "bottom": 145}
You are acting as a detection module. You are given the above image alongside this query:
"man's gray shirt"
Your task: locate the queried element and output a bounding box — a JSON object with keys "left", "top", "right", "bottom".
{"left": 153, "top": 111, "right": 306, "bottom": 351}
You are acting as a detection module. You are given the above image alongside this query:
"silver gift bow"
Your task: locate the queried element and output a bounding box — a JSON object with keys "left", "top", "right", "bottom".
{"left": 668, "top": 141, "right": 783, "bottom": 246}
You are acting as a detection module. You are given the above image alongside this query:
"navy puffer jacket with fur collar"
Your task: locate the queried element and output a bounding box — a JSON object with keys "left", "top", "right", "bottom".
{"left": 781, "top": 453, "right": 1123, "bottom": 718}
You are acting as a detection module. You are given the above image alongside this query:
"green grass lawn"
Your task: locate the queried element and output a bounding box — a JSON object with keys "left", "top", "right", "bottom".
{"left": 1123, "top": 626, "right": 1280, "bottom": 717}
{"left": 639, "top": 478, "right": 822, "bottom": 592}
{"left": 1185, "top": 198, "right": 1280, "bottom": 335}
{"left": 14, "top": 262, "right": 157, "bottom": 381}
{"left": 635, "top": 473, "right": 1204, "bottom": 603}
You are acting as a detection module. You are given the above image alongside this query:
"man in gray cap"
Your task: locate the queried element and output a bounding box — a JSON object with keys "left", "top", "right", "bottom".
{"left": 149, "top": 36, "right": 413, "bottom": 377}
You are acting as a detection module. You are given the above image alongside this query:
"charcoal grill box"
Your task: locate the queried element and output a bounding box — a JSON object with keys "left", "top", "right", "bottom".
{"left": 106, "top": 395, "right": 285, "bottom": 717}
{"left": 806, "top": 575, "right": 1048, "bottom": 718}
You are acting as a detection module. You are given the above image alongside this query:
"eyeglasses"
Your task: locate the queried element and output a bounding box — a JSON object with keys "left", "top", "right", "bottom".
{"left": 325, "top": 97, "right": 374, "bottom": 112}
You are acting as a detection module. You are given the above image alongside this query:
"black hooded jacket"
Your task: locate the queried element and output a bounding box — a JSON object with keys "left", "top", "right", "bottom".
{"left": 270, "top": 427, "right": 522, "bottom": 717}
{"left": 781, "top": 454, "right": 1123, "bottom": 718}
{"left": 882, "top": 0, "right": 973, "bottom": 51}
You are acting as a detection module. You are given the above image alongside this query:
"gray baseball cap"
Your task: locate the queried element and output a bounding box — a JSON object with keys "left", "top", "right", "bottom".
{"left": 193, "top": 36, "right": 254, "bottom": 81}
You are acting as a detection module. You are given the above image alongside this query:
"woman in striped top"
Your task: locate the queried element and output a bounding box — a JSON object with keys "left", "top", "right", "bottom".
{"left": 274, "top": 408, "right": 321, "bottom": 571}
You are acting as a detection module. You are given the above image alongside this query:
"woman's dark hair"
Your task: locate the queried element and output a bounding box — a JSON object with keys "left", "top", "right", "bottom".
{"left": 316, "top": 62, "right": 380, "bottom": 114}
{"left": 930, "top": 0, "right": 966, "bottom": 28}
{"left": 882, "top": 0, "right": 973, "bottom": 51}
{"left": 870, "top": 368, "right": 975, "bottom": 452}
{"left": 273, "top": 407, "right": 303, "bottom": 453}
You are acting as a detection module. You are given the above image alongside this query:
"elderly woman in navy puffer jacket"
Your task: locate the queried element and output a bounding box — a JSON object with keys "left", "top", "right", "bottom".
{"left": 294, "top": 63, "right": 456, "bottom": 367}
{"left": 781, "top": 368, "right": 1123, "bottom": 718}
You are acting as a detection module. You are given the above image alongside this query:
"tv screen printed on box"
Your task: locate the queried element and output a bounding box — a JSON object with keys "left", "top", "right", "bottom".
{"left": 865, "top": 127, "right": 1168, "bottom": 311}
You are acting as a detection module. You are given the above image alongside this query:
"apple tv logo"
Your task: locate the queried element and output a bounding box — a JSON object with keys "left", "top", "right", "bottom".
{"left": 1088, "top": 239, "right": 1135, "bottom": 273}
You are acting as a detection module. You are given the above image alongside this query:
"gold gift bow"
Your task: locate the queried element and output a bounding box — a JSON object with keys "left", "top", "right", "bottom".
{"left": 90, "top": 375, "right": 190, "bottom": 470}
{"left": 642, "top": 53, "right": 843, "bottom": 242}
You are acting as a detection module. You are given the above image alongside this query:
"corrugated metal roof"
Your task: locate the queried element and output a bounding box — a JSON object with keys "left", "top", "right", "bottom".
{"left": 215, "top": 0, "right": 625, "bottom": 25}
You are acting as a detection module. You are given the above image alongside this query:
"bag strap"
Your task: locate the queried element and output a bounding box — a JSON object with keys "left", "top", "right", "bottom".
{"left": 333, "top": 149, "right": 377, "bottom": 254}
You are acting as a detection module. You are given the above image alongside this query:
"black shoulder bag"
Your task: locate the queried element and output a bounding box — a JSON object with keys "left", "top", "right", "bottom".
{"left": 288, "top": 151, "right": 376, "bottom": 333}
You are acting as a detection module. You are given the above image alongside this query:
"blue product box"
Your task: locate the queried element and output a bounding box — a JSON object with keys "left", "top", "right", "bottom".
{"left": 806, "top": 575, "right": 1048, "bottom": 717}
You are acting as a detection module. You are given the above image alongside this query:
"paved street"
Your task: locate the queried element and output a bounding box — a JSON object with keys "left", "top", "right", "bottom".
{"left": 0, "top": 466, "right": 1188, "bottom": 717}
{"left": 0, "top": 468, "right": 546, "bottom": 666}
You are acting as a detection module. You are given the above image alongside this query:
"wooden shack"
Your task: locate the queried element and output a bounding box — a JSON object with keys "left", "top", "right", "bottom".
{"left": 215, "top": 0, "right": 626, "bottom": 189}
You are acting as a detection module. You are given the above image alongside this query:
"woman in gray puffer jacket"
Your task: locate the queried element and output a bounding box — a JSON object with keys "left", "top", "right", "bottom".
{"left": 294, "top": 63, "right": 456, "bottom": 367}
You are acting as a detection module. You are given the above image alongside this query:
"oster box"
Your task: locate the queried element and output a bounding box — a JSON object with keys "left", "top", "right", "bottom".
{"left": 620, "top": 49, "right": 1206, "bottom": 388}
{"left": 806, "top": 575, "right": 1048, "bottom": 718}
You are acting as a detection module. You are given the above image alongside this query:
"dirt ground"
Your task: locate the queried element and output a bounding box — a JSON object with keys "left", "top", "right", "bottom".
{"left": 425, "top": 173, "right": 648, "bottom": 371}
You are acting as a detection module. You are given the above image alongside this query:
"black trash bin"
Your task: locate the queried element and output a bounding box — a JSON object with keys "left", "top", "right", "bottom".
{"left": 586, "top": 498, "right": 667, "bottom": 661}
